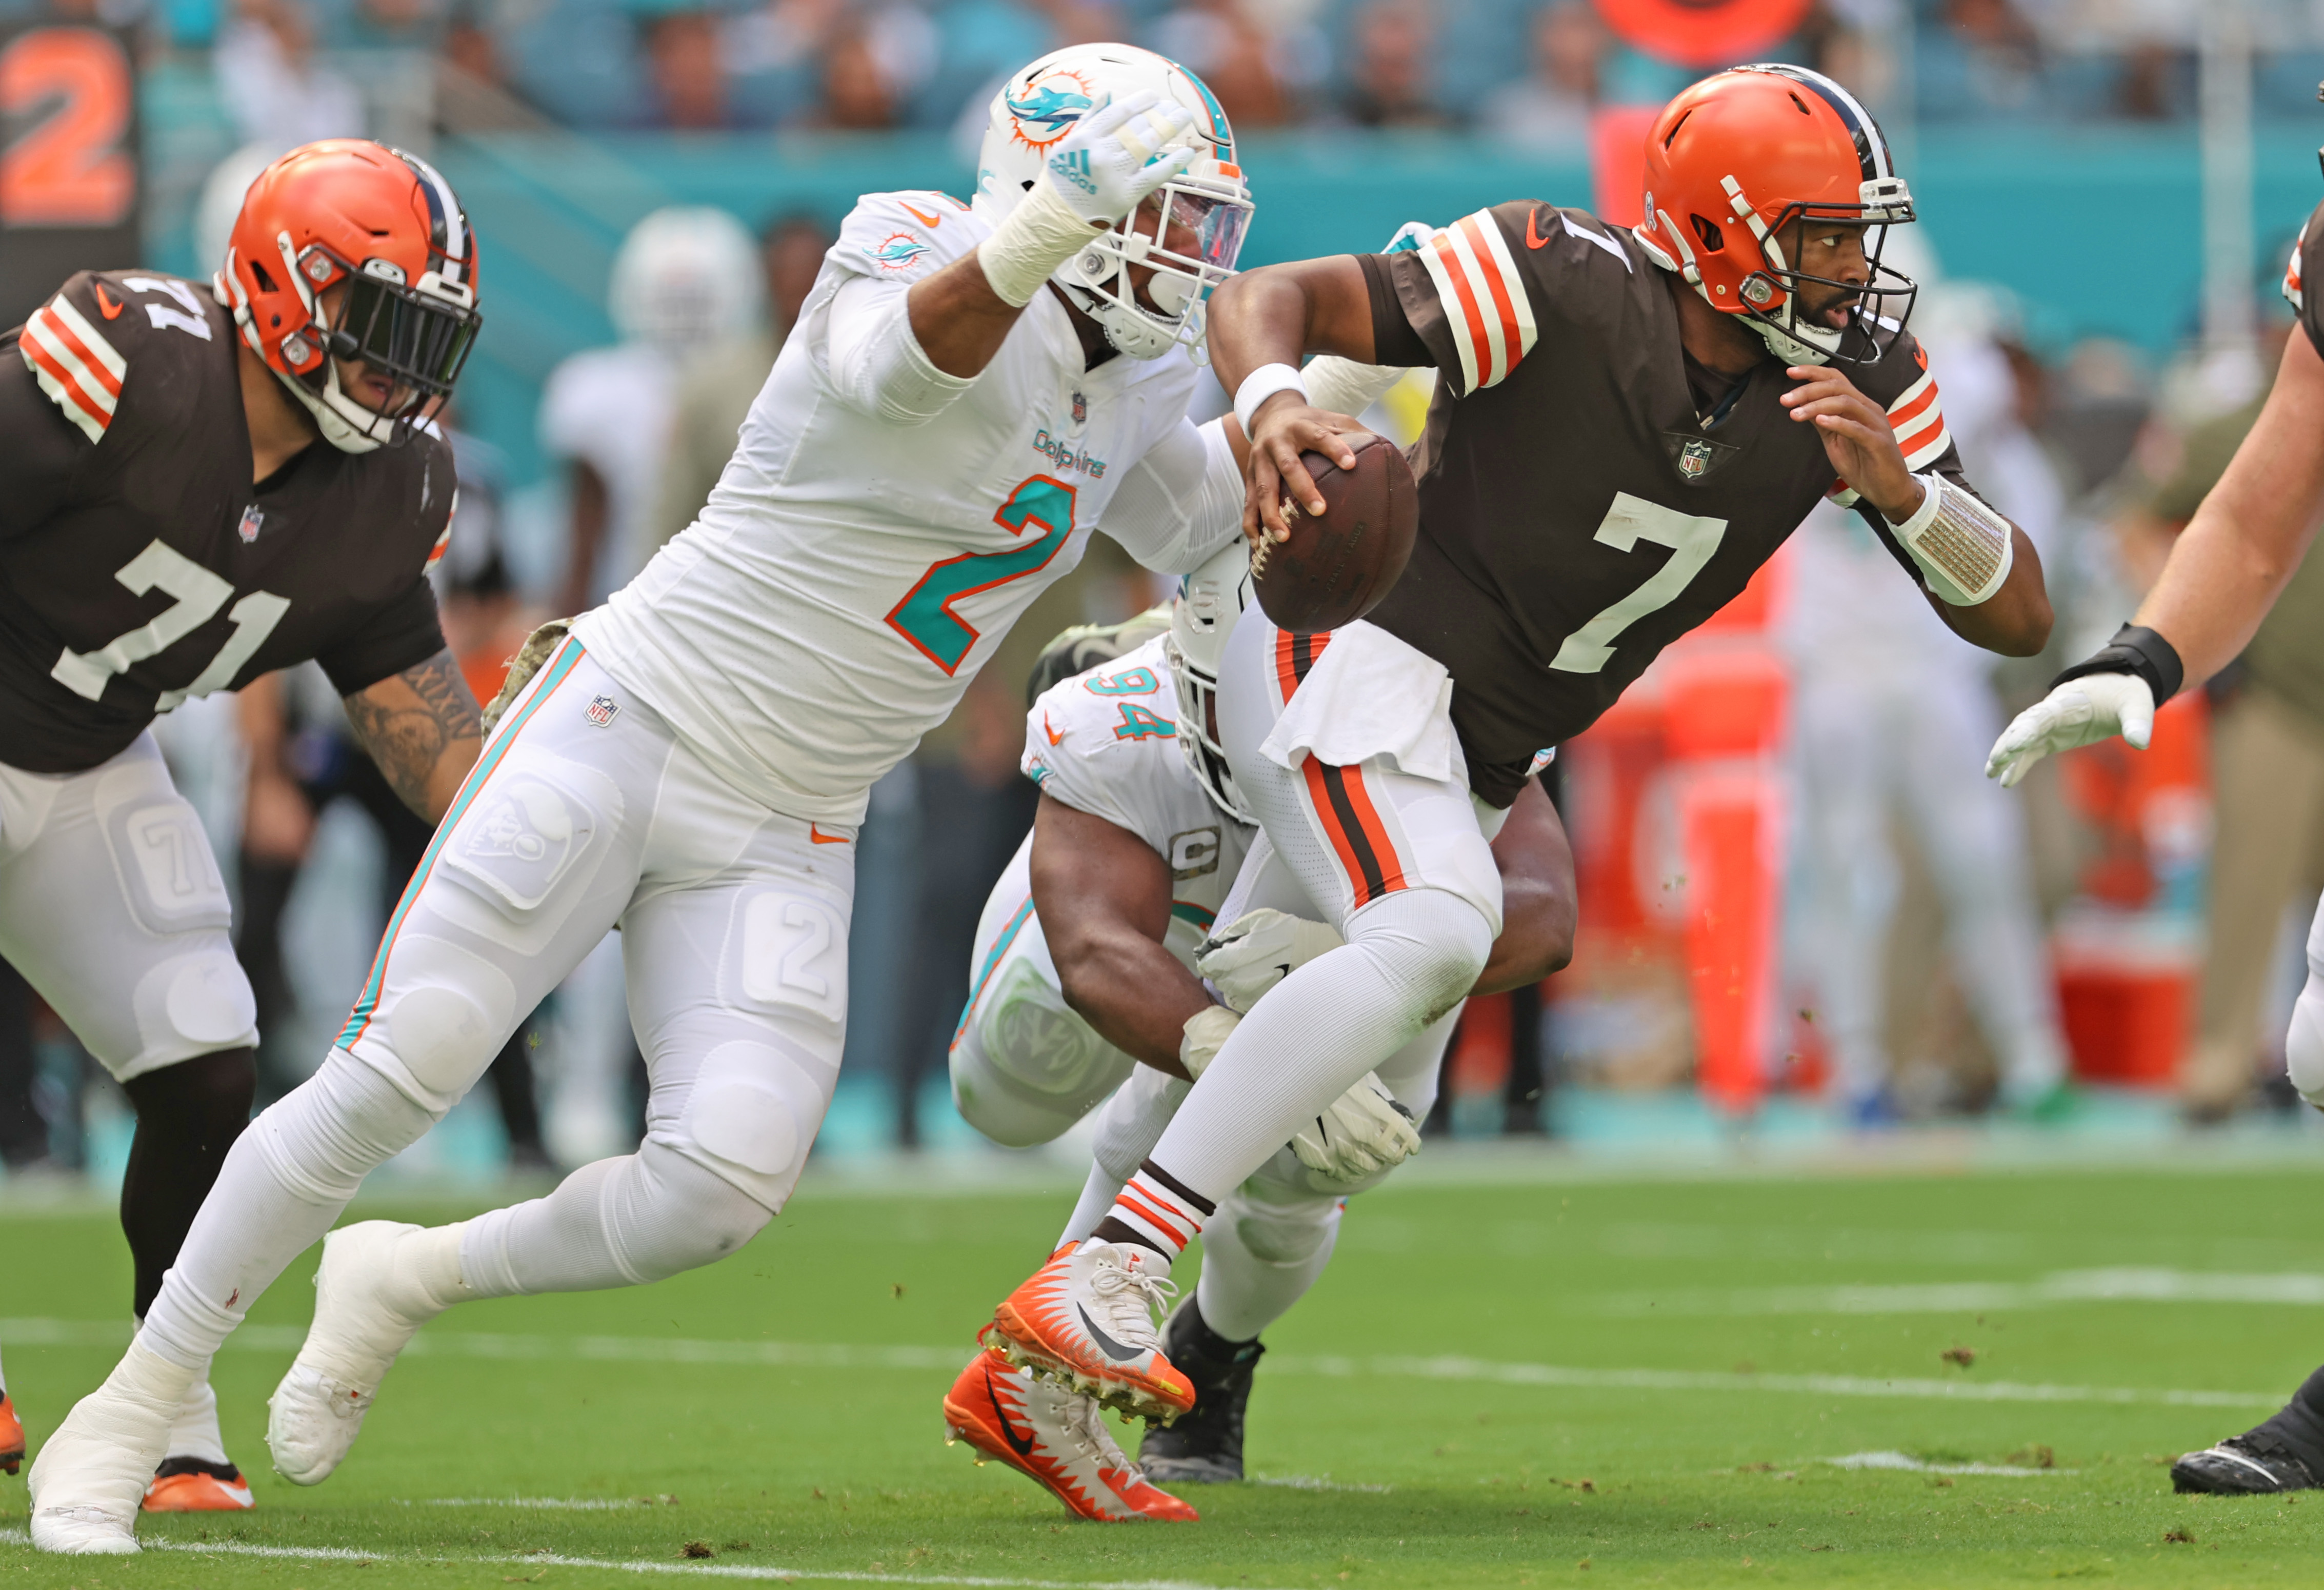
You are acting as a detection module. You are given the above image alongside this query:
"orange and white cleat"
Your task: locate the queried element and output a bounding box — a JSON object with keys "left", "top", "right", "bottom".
{"left": 1, "top": 1392, "right": 24, "bottom": 1475}
{"left": 142, "top": 1458, "right": 253, "bottom": 1512}
{"left": 944, "top": 1347, "right": 1196, "bottom": 1522}
{"left": 989, "top": 1240, "right": 1194, "bottom": 1424}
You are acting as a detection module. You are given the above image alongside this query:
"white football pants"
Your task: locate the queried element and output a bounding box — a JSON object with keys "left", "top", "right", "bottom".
{"left": 139, "top": 641, "right": 852, "bottom": 1369}
{"left": 0, "top": 732, "right": 256, "bottom": 1082}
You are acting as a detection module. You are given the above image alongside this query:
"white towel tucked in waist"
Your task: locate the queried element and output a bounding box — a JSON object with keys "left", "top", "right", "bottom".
{"left": 1258, "top": 619, "right": 1460, "bottom": 785}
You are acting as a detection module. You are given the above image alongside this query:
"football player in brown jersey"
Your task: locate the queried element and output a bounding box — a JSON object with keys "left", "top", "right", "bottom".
{"left": 1989, "top": 191, "right": 2324, "bottom": 1497}
{"left": 0, "top": 140, "right": 484, "bottom": 1514}
{"left": 984, "top": 64, "right": 2058, "bottom": 1419}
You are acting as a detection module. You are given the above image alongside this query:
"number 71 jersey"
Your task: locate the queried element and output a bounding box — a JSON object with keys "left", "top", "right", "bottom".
{"left": 1360, "top": 202, "right": 1974, "bottom": 809}
{"left": 573, "top": 190, "right": 1203, "bottom": 826}
{"left": 0, "top": 270, "right": 456, "bottom": 774}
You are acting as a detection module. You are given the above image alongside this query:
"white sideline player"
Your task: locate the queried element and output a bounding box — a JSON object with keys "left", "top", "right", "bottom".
{"left": 941, "top": 535, "right": 1575, "bottom": 1516}
{"left": 29, "top": 45, "right": 1261, "bottom": 1555}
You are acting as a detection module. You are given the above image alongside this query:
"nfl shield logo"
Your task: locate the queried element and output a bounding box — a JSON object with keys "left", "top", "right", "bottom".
{"left": 1678, "top": 440, "right": 1714, "bottom": 480}
{"left": 1071, "top": 391, "right": 1086, "bottom": 425}
{"left": 237, "top": 505, "right": 265, "bottom": 543}
{"left": 586, "top": 694, "right": 620, "bottom": 727}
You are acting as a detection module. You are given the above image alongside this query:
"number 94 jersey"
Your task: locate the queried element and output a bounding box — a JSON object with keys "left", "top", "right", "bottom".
{"left": 1, "top": 270, "right": 455, "bottom": 774}
{"left": 1019, "top": 637, "right": 1254, "bottom": 965}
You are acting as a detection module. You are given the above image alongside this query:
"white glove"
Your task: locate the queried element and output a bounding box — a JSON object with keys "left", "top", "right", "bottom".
{"left": 1985, "top": 671, "right": 2155, "bottom": 788}
{"left": 1291, "top": 1072, "right": 1421, "bottom": 1187}
{"left": 1179, "top": 1004, "right": 1239, "bottom": 1079}
{"left": 1196, "top": 908, "right": 1346, "bottom": 1015}
{"left": 1042, "top": 91, "right": 1199, "bottom": 227}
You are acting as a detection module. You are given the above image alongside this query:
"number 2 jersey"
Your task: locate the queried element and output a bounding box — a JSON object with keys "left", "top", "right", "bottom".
{"left": 1359, "top": 202, "right": 1982, "bottom": 807}
{"left": 573, "top": 191, "right": 1236, "bottom": 827}
{"left": 1, "top": 270, "right": 454, "bottom": 774}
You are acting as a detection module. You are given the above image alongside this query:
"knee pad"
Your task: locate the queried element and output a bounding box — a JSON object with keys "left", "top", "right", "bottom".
{"left": 365, "top": 935, "right": 521, "bottom": 1106}
{"left": 2289, "top": 981, "right": 2324, "bottom": 1109}
{"left": 620, "top": 1142, "right": 774, "bottom": 1282}
{"left": 253, "top": 1050, "right": 435, "bottom": 1205}
{"left": 950, "top": 955, "right": 1135, "bottom": 1148}
{"left": 122, "top": 945, "right": 258, "bottom": 1081}
{"left": 670, "top": 1038, "right": 830, "bottom": 1211}
{"left": 1348, "top": 887, "right": 1493, "bottom": 1029}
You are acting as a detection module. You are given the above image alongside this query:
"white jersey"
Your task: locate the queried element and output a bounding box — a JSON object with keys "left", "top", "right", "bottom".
{"left": 575, "top": 190, "right": 1224, "bottom": 824}
{"left": 1018, "top": 636, "right": 1255, "bottom": 963}
{"left": 538, "top": 340, "right": 677, "bottom": 603}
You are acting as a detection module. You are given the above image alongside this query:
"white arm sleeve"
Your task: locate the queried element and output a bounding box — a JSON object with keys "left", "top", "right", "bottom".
{"left": 1100, "top": 416, "right": 1244, "bottom": 574}
{"left": 1303, "top": 355, "right": 1411, "bottom": 419}
{"left": 822, "top": 275, "right": 976, "bottom": 428}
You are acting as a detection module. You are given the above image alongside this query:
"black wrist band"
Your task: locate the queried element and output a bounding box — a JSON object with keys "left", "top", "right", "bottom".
{"left": 2050, "top": 623, "right": 2184, "bottom": 707}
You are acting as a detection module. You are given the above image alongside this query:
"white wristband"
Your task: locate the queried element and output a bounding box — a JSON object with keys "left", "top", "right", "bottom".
{"left": 1233, "top": 363, "right": 1309, "bottom": 434}
{"left": 978, "top": 178, "right": 1105, "bottom": 308}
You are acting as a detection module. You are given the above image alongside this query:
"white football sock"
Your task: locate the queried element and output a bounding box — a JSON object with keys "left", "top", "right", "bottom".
{"left": 459, "top": 1141, "right": 771, "bottom": 1297}
{"left": 1138, "top": 887, "right": 1490, "bottom": 1207}
{"left": 139, "top": 1051, "right": 434, "bottom": 1372}
{"left": 160, "top": 1377, "right": 230, "bottom": 1468}
{"left": 1195, "top": 1179, "right": 1342, "bottom": 1342}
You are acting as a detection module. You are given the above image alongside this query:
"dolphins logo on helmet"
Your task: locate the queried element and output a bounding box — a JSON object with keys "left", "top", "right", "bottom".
{"left": 1006, "top": 70, "right": 1095, "bottom": 149}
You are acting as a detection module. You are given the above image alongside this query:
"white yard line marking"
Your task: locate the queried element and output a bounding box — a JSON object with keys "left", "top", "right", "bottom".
{"left": 1594, "top": 1267, "right": 2324, "bottom": 1317}
{"left": 0, "top": 1527, "right": 1269, "bottom": 1589}
{"left": 1822, "top": 1450, "right": 2075, "bottom": 1477}
{"left": 0, "top": 1318, "right": 2276, "bottom": 1409}
{"left": 412, "top": 1496, "right": 663, "bottom": 1509}
{"left": 1249, "top": 1476, "right": 1393, "bottom": 1494}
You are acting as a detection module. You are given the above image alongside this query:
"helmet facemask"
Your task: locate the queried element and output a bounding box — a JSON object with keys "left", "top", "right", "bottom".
{"left": 1726, "top": 178, "right": 1916, "bottom": 366}
{"left": 1059, "top": 161, "right": 1252, "bottom": 361}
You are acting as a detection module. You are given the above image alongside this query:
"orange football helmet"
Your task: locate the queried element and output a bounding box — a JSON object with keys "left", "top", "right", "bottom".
{"left": 218, "top": 140, "right": 482, "bottom": 452}
{"left": 1633, "top": 64, "right": 1914, "bottom": 365}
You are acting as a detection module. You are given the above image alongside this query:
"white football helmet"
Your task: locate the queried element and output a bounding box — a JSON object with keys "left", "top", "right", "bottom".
{"left": 607, "top": 206, "right": 765, "bottom": 355}
{"left": 1167, "top": 536, "right": 1256, "bottom": 825}
{"left": 973, "top": 44, "right": 1253, "bottom": 360}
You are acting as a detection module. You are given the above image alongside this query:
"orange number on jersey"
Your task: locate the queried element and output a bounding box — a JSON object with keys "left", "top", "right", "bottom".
{"left": 1, "top": 28, "right": 134, "bottom": 228}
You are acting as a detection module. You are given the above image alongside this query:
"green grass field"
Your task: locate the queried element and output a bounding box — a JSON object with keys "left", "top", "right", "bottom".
{"left": 7, "top": 1159, "right": 2324, "bottom": 1586}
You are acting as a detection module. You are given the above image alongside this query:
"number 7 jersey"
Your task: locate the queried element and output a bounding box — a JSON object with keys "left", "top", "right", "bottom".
{"left": 1359, "top": 201, "right": 1979, "bottom": 808}
{"left": 573, "top": 190, "right": 1206, "bottom": 826}
{"left": 0, "top": 270, "right": 456, "bottom": 774}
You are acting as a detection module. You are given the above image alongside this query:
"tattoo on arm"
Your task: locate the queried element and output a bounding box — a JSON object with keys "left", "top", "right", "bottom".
{"left": 344, "top": 648, "right": 484, "bottom": 821}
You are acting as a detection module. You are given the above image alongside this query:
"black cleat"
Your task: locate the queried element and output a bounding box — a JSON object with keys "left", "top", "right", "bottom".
{"left": 1137, "top": 1298, "right": 1263, "bottom": 1483}
{"left": 2172, "top": 1436, "right": 2319, "bottom": 1495}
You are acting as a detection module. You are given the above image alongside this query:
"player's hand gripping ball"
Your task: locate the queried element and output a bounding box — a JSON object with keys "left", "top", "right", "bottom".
{"left": 1249, "top": 430, "right": 1416, "bottom": 633}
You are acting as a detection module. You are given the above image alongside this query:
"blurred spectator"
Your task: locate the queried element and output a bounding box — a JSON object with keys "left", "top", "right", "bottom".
{"left": 1481, "top": 0, "right": 1602, "bottom": 152}
{"left": 645, "top": 7, "right": 734, "bottom": 127}
{"left": 214, "top": 0, "right": 366, "bottom": 147}
{"left": 819, "top": 23, "right": 897, "bottom": 125}
{"left": 1337, "top": 0, "right": 1442, "bottom": 127}
{"left": 544, "top": 205, "right": 764, "bottom": 616}
{"left": 1149, "top": 0, "right": 1290, "bottom": 128}
{"left": 0, "top": 962, "right": 50, "bottom": 1175}
{"left": 1918, "top": 0, "right": 2040, "bottom": 118}
{"left": 650, "top": 213, "right": 832, "bottom": 551}
{"left": 2113, "top": 39, "right": 2185, "bottom": 120}
{"left": 1784, "top": 291, "right": 2073, "bottom": 1123}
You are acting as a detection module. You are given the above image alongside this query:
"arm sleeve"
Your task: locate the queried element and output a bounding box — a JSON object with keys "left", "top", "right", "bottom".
{"left": 316, "top": 578, "right": 450, "bottom": 698}
{"left": 822, "top": 275, "right": 976, "bottom": 427}
{"left": 0, "top": 330, "right": 86, "bottom": 545}
{"left": 1099, "top": 416, "right": 1244, "bottom": 574}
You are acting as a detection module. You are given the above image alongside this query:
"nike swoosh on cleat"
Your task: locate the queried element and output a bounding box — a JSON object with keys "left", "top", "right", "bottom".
{"left": 902, "top": 203, "right": 945, "bottom": 228}
{"left": 1077, "top": 1303, "right": 1145, "bottom": 1363}
{"left": 981, "top": 1368, "right": 1038, "bottom": 1458}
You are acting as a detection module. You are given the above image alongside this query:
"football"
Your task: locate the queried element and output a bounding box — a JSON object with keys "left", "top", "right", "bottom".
{"left": 1251, "top": 431, "right": 1417, "bottom": 633}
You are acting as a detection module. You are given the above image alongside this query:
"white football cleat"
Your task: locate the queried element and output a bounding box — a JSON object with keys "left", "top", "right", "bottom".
{"left": 28, "top": 1342, "right": 196, "bottom": 1555}
{"left": 267, "top": 1220, "right": 466, "bottom": 1485}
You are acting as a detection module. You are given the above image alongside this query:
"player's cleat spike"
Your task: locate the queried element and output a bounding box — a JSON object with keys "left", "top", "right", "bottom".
{"left": 943, "top": 1347, "right": 1197, "bottom": 1522}
{"left": 1, "top": 1391, "right": 24, "bottom": 1476}
{"left": 142, "top": 1457, "right": 254, "bottom": 1512}
{"left": 267, "top": 1220, "right": 464, "bottom": 1485}
{"left": 2172, "top": 1436, "right": 2320, "bottom": 1495}
{"left": 1136, "top": 1297, "right": 1263, "bottom": 1484}
{"left": 28, "top": 1341, "right": 196, "bottom": 1554}
{"left": 990, "top": 1239, "right": 1195, "bottom": 1425}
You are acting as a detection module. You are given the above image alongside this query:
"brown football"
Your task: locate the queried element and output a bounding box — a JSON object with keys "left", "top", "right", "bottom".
{"left": 1251, "top": 430, "right": 1417, "bottom": 633}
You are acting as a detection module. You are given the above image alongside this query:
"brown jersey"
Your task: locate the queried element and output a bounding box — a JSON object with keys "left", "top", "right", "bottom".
{"left": 2284, "top": 197, "right": 2324, "bottom": 358}
{"left": 1359, "top": 201, "right": 1975, "bottom": 807}
{"left": 2, "top": 269, "right": 454, "bottom": 774}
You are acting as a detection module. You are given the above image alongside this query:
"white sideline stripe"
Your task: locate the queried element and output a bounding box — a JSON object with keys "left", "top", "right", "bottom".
{"left": 1823, "top": 1449, "right": 2076, "bottom": 1477}
{"left": 0, "top": 1529, "right": 1274, "bottom": 1588}
{"left": 1593, "top": 1267, "right": 2324, "bottom": 1318}
{"left": 0, "top": 1318, "right": 2275, "bottom": 1409}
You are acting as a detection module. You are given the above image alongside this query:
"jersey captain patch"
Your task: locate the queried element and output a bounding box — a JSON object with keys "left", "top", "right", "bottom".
{"left": 21, "top": 294, "right": 127, "bottom": 443}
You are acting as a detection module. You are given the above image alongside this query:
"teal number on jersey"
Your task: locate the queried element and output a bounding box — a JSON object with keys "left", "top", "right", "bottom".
{"left": 1084, "top": 667, "right": 1160, "bottom": 696}
{"left": 1113, "top": 703, "right": 1175, "bottom": 741}
{"left": 886, "top": 475, "right": 1077, "bottom": 674}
